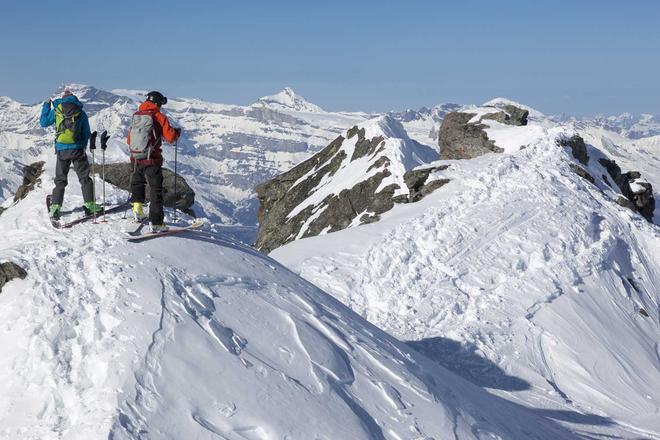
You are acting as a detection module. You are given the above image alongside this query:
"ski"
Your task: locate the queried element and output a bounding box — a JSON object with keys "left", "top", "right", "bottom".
{"left": 47, "top": 195, "right": 128, "bottom": 229}
{"left": 126, "top": 220, "right": 204, "bottom": 242}
{"left": 126, "top": 217, "right": 149, "bottom": 236}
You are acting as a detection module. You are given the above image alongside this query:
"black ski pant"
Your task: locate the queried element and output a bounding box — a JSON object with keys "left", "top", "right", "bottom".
{"left": 130, "top": 164, "right": 164, "bottom": 225}
{"left": 52, "top": 148, "right": 94, "bottom": 205}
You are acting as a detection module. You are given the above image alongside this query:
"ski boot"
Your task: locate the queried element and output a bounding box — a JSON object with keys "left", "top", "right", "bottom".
{"left": 132, "top": 202, "right": 147, "bottom": 222}
{"left": 49, "top": 203, "right": 62, "bottom": 219}
{"left": 150, "top": 223, "right": 170, "bottom": 233}
{"left": 83, "top": 201, "right": 104, "bottom": 216}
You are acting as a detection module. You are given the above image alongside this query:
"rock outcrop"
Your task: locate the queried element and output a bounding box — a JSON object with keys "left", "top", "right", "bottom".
{"left": 403, "top": 165, "right": 450, "bottom": 203}
{"left": 91, "top": 163, "right": 196, "bottom": 214}
{"left": 557, "top": 134, "right": 589, "bottom": 165}
{"left": 0, "top": 262, "right": 27, "bottom": 293}
{"left": 14, "top": 161, "right": 45, "bottom": 202}
{"left": 599, "top": 158, "right": 655, "bottom": 222}
{"left": 481, "top": 105, "right": 529, "bottom": 126}
{"left": 256, "top": 116, "right": 440, "bottom": 252}
{"left": 438, "top": 105, "right": 529, "bottom": 160}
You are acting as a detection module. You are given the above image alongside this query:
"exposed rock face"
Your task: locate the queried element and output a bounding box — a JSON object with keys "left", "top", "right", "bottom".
{"left": 557, "top": 134, "right": 589, "bottom": 165}
{"left": 256, "top": 116, "right": 440, "bottom": 252}
{"left": 439, "top": 112, "right": 502, "bottom": 160}
{"left": 0, "top": 262, "right": 27, "bottom": 293}
{"left": 438, "top": 105, "right": 528, "bottom": 160}
{"left": 480, "top": 105, "right": 529, "bottom": 126}
{"left": 14, "top": 161, "right": 45, "bottom": 202}
{"left": 403, "top": 165, "right": 451, "bottom": 203}
{"left": 91, "top": 163, "right": 196, "bottom": 213}
{"left": 599, "top": 158, "right": 655, "bottom": 221}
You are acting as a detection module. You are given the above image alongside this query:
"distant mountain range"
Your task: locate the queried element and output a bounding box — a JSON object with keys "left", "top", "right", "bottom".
{"left": 0, "top": 84, "right": 657, "bottom": 242}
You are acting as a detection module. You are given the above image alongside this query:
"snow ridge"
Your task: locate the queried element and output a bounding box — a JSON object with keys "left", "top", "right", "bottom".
{"left": 0, "top": 175, "right": 579, "bottom": 439}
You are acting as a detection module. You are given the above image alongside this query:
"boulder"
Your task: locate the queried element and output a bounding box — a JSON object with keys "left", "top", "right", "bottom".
{"left": 403, "top": 165, "right": 451, "bottom": 202}
{"left": 599, "top": 158, "right": 655, "bottom": 222}
{"left": 480, "top": 105, "right": 529, "bottom": 126}
{"left": 0, "top": 262, "right": 27, "bottom": 293}
{"left": 438, "top": 112, "right": 503, "bottom": 160}
{"left": 14, "top": 161, "right": 45, "bottom": 202}
{"left": 91, "top": 163, "right": 195, "bottom": 213}
{"left": 557, "top": 135, "right": 589, "bottom": 165}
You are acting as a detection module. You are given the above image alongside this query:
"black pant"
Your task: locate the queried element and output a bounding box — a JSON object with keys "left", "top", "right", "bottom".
{"left": 130, "top": 164, "right": 164, "bottom": 224}
{"left": 52, "top": 149, "right": 94, "bottom": 205}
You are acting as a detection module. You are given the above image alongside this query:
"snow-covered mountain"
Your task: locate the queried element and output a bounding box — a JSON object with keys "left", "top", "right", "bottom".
{"left": 0, "top": 165, "right": 593, "bottom": 440}
{"left": 255, "top": 115, "right": 438, "bottom": 252}
{"left": 256, "top": 86, "right": 325, "bottom": 113}
{"left": 271, "top": 109, "right": 660, "bottom": 437}
{"left": 1, "top": 83, "right": 660, "bottom": 438}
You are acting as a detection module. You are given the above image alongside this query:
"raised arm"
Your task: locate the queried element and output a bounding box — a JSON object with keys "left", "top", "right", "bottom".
{"left": 39, "top": 100, "right": 55, "bottom": 127}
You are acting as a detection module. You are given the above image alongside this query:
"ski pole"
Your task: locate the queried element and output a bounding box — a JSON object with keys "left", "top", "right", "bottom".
{"left": 89, "top": 131, "right": 98, "bottom": 223}
{"left": 100, "top": 131, "right": 110, "bottom": 223}
{"left": 173, "top": 136, "right": 179, "bottom": 223}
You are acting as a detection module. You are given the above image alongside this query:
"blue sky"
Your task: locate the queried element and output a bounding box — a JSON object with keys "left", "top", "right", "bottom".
{"left": 1, "top": 0, "right": 658, "bottom": 115}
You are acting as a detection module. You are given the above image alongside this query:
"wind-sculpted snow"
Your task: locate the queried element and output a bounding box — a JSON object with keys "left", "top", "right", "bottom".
{"left": 0, "top": 172, "right": 585, "bottom": 439}
{"left": 273, "top": 124, "right": 660, "bottom": 438}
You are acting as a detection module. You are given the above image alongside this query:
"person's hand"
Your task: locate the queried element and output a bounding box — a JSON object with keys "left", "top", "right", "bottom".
{"left": 175, "top": 127, "right": 182, "bottom": 138}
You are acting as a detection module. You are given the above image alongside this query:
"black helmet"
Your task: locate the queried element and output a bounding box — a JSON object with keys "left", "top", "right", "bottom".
{"left": 146, "top": 91, "right": 167, "bottom": 106}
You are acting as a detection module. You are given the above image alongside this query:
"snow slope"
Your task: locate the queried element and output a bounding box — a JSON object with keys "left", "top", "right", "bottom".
{"left": 0, "top": 170, "right": 592, "bottom": 440}
{"left": 272, "top": 122, "right": 660, "bottom": 438}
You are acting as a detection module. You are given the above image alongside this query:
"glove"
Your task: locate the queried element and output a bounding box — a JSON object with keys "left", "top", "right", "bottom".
{"left": 175, "top": 127, "right": 182, "bottom": 138}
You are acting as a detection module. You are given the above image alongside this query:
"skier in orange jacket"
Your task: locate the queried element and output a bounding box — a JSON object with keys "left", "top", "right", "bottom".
{"left": 126, "top": 91, "right": 181, "bottom": 232}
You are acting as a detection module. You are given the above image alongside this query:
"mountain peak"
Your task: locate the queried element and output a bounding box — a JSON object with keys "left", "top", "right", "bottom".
{"left": 482, "top": 97, "right": 544, "bottom": 118}
{"left": 257, "top": 87, "right": 324, "bottom": 112}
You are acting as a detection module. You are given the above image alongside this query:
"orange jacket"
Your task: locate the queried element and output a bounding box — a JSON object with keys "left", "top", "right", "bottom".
{"left": 127, "top": 100, "right": 180, "bottom": 166}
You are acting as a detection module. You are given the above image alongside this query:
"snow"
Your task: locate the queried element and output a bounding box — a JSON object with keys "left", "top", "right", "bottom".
{"left": 0, "top": 170, "right": 587, "bottom": 440}
{"left": 272, "top": 124, "right": 660, "bottom": 438}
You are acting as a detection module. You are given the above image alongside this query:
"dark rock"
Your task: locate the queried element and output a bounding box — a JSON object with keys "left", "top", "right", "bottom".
{"left": 557, "top": 135, "right": 589, "bottom": 165}
{"left": 599, "top": 158, "right": 655, "bottom": 222}
{"left": 255, "top": 135, "right": 348, "bottom": 252}
{"left": 639, "top": 308, "right": 649, "bottom": 318}
{"left": 615, "top": 196, "right": 636, "bottom": 210}
{"left": 403, "top": 165, "right": 450, "bottom": 202}
{"left": 439, "top": 112, "right": 503, "bottom": 160}
{"left": 351, "top": 135, "right": 385, "bottom": 161}
{"left": 91, "top": 163, "right": 195, "bottom": 213}
{"left": 14, "top": 161, "right": 45, "bottom": 202}
{"left": 569, "top": 164, "right": 595, "bottom": 184}
{"left": 0, "top": 207, "right": 4, "bottom": 216}
{"left": 0, "top": 262, "right": 27, "bottom": 293}
{"left": 503, "top": 105, "right": 529, "bottom": 126}
{"left": 480, "top": 105, "right": 529, "bottom": 126}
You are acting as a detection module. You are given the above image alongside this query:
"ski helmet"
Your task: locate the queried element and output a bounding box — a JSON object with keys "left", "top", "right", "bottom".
{"left": 146, "top": 91, "right": 167, "bottom": 106}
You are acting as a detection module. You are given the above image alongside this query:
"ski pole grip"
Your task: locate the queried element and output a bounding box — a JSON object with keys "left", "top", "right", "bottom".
{"left": 90, "top": 131, "right": 98, "bottom": 150}
{"left": 100, "top": 130, "right": 110, "bottom": 150}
